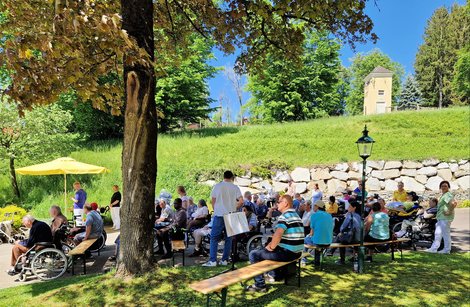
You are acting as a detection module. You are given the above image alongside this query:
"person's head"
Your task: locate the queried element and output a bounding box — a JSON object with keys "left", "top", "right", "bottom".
{"left": 73, "top": 181, "right": 81, "bottom": 191}
{"left": 188, "top": 197, "right": 194, "bottom": 205}
{"left": 439, "top": 180, "right": 450, "bottom": 193}
{"left": 83, "top": 203, "right": 93, "bottom": 213}
{"left": 429, "top": 198, "right": 438, "bottom": 208}
{"left": 223, "top": 170, "right": 234, "bottom": 181}
{"left": 378, "top": 198, "right": 385, "bottom": 207}
{"left": 244, "top": 191, "right": 252, "bottom": 200}
{"left": 22, "top": 215, "right": 35, "bottom": 228}
{"left": 329, "top": 195, "right": 335, "bottom": 204}
{"left": 314, "top": 183, "right": 319, "bottom": 190}
{"left": 397, "top": 182, "right": 404, "bottom": 191}
{"left": 406, "top": 193, "right": 413, "bottom": 202}
{"left": 49, "top": 205, "right": 62, "bottom": 217}
{"left": 90, "top": 202, "right": 99, "bottom": 211}
{"left": 173, "top": 198, "right": 183, "bottom": 210}
{"left": 372, "top": 202, "right": 381, "bottom": 213}
{"left": 357, "top": 181, "right": 363, "bottom": 190}
{"left": 256, "top": 198, "right": 265, "bottom": 206}
{"left": 314, "top": 200, "right": 326, "bottom": 212}
{"left": 348, "top": 201, "right": 358, "bottom": 213}
{"left": 278, "top": 195, "right": 293, "bottom": 212}
{"left": 159, "top": 199, "right": 167, "bottom": 208}
{"left": 242, "top": 205, "right": 253, "bottom": 216}
{"left": 177, "top": 186, "right": 186, "bottom": 196}
{"left": 273, "top": 192, "right": 280, "bottom": 201}
{"left": 295, "top": 193, "right": 301, "bottom": 200}
{"left": 252, "top": 194, "right": 259, "bottom": 203}
{"left": 113, "top": 185, "right": 119, "bottom": 192}
{"left": 305, "top": 200, "right": 312, "bottom": 211}
{"left": 198, "top": 199, "right": 207, "bottom": 207}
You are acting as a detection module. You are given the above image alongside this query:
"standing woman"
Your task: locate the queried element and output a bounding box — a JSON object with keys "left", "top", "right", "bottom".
{"left": 426, "top": 181, "right": 456, "bottom": 254}
{"left": 311, "top": 183, "right": 323, "bottom": 205}
{"left": 110, "top": 185, "right": 122, "bottom": 230}
{"left": 177, "top": 186, "right": 188, "bottom": 209}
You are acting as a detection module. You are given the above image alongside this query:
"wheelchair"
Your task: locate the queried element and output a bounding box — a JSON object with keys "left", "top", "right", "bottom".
{"left": 14, "top": 242, "right": 68, "bottom": 282}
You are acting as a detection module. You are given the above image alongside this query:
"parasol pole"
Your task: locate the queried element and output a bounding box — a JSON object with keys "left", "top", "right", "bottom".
{"left": 64, "top": 174, "right": 67, "bottom": 218}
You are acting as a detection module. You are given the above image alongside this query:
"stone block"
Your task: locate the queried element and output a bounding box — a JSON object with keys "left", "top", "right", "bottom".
{"left": 308, "top": 180, "right": 327, "bottom": 192}
{"left": 334, "top": 163, "right": 350, "bottom": 172}
{"left": 417, "top": 167, "right": 438, "bottom": 177}
{"left": 456, "top": 176, "right": 470, "bottom": 191}
{"left": 366, "top": 177, "right": 381, "bottom": 191}
{"left": 272, "top": 181, "right": 288, "bottom": 192}
{"left": 330, "top": 171, "right": 350, "bottom": 181}
{"left": 327, "top": 179, "right": 347, "bottom": 194}
{"left": 437, "top": 162, "right": 449, "bottom": 169}
{"left": 384, "top": 179, "right": 398, "bottom": 191}
{"left": 347, "top": 171, "right": 361, "bottom": 181}
{"left": 272, "top": 170, "right": 291, "bottom": 183}
{"left": 425, "top": 176, "right": 444, "bottom": 191}
{"left": 383, "top": 169, "right": 400, "bottom": 179}
{"left": 449, "top": 163, "right": 459, "bottom": 173}
{"left": 415, "top": 174, "right": 428, "bottom": 184}
{"left": 401, "top": 176, "right": 425, "bottom": 192}
{"left": 311, "top": 168, "right": 332, "bottom": 180}
{"left": 252, "top": 180, "right": 272, "bottom": 191}
{"left": 383, "top": 161, "right": 402, "bottom": 170}
{"left": 371, "top": 170, "right": 384, "bottom": 180}
{"left": 437, "top": 169, "right": 452, "bottom": 182}
{"left": 455, "top": 169, "right": 470, "bottom": 178}
{"left": 403, "top": 160, "right": 423, "bottom": 169}
{"left": 234, "top": 177, "right": 251, "bottom": 187}
{"left": 290, "top": 167, "right": 311, "bottom": 182}
{"left": 422, "top": 158, "right": 440, "bottom": 166}
{"left": 295, "top": 182, "right": 308, "bottom": 194}
{"left": 401, "top": 168, "right": 417, "bottom": 177}
{"left": 368, "top": 160, "right": 385, "bottom": 170}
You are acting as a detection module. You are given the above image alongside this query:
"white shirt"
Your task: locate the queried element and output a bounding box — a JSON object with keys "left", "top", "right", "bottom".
{"left": 302, "top": 209, "right": 313, "bottom": 227}
{"left": 192, "top": 206, "right": 209, "bottom": 218}
{"left": 211, "top": 181, "right": 242, "bottom": 216}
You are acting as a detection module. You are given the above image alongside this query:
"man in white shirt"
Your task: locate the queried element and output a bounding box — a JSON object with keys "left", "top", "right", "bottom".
{"left": 202, "top": 170, "right": 243, "bottom": 267}
{"left": 301, "top": 200, "right": 313, "bottom": 235}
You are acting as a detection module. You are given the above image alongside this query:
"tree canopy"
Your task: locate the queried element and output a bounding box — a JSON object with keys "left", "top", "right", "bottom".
{"left": 246, "top": 31, "right": 344, "bottom": 123}
{"left": 399, "top": 75, "right": 424, "bottom": 110}
{"left": 346, "top": 49, "right": 404, "bottom": 115}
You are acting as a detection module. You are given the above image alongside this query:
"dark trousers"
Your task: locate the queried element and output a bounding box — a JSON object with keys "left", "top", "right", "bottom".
{"left": 157, "top": 228, "right": 172, "bottom": 254}
{"left": 249, "top": 247, "right": 300, "bottom": 288}
{"left": 313, "top": 244, "right": 330, "bottom": 265}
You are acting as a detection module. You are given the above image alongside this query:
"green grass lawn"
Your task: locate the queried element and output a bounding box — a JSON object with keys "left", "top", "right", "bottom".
{"left": 0, "top": 107, "right": 469, "bottom": 218}
{"left": 0, "top": 252, "right": 468, "bottom": 307}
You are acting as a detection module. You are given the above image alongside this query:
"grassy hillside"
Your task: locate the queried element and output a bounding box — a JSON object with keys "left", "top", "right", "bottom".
{"left": 0, "top": 107, "right": 468, "bottom": 218}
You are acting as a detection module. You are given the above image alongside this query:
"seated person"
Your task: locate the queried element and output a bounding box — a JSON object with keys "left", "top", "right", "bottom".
{"left": 186, "top": 197, "right": 198, "bottom": 220}
{"left": 353, "top": 182, "right": 368, "bottom": 199}
{"left": 364, "top": 202, "right": 390, "bottom": 261}
{"left": 49, "top": 205, "right": 68, "bottom": 238}
{"left": 395, "top": 198, "right": 438, "bottom": 237}
{"left": 189, "top": 218, "right": 213, "bottom": 257}
{"left": 387, "top": 192, "right": 419, "bottom": 212}
{"left": 155, "top": 198, "right": 174, "bottom": 229}
{"left": 326, "top": 196, "right": 339, "bottom": 215}
{"left": 73, "top": 203, "right": 104, "bottom": 245}
{"left": 187, "top": 199, "right": 209, "bottom": 229}
{"left": 8, "top": 215, "right": 53, "bottom": 275}
{"left": 329, "top": 201, "right": 361, "bottom": 264}
{"left": 304, "top": 200, "right": 334, "bottom": 266}
{"left": 244, "top": 205, "right": 258, "bottom": 232}
{"left": 301, "top": 200, "right": 313, "bottom": 236}
{"left": 293, "top": 193, "right": 304, "bottom": 213}
{"left": 245, "top": 195, "right": 304, "bottom": 292}
{"left": 255, "top": 198, "right": 269, "bottom": 221}
{"left": 377, "top": 198, "right": 388, "bottom": 213}
{"left": 252, "top": 194, "right": 259, "bottom": 205}
{"left": 242, "top": 191, "right": 256, "bottom": 213}
{"left": 155, "top": 198, "right": 187, "bottom": 259}
{"left": 393, "top": 182, "right": 408, "bottom": 202}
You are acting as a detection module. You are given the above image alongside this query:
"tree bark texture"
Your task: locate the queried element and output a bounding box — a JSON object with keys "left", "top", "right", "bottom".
{"left": 117, "top": 0, "right": 157, "bottom": 276}
{"left": 9, "top": 157, "right": 20, "bottom": 199}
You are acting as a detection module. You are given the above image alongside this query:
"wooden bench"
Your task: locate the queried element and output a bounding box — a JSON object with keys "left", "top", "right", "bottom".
{"left": 68, "top": 238, "right": 98, "bottom": 275}
{"left": 190, "top": 253, "right": 309, "bottom": 307}
{"left": 304, "top": 237, "right": 411, "bottom": 262}
{"left": 172, "top": 240, "right": 186, "bottom": 267}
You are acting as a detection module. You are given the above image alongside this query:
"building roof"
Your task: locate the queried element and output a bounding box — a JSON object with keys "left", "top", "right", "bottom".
{"left": 364, "top": 66, "right": 394, "bottom": 83}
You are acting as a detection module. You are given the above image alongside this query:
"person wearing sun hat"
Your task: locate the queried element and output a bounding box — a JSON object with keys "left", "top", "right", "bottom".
{"left": 304, "top": 200, "right": 334, "bottom": 266}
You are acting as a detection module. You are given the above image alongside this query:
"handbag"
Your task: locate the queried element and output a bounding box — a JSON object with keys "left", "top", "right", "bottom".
{"left": 338, "top": 217, "right": 355, "bottom": 244}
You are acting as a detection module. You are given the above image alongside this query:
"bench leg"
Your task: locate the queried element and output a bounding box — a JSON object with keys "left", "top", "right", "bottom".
{"left": 83, "top": 255, "right": 87, "bottom": 275}
{"left": 297, "top": 258, "right": 301, "bottom": 288}
{"left": 221, "top": 288, "right": 227, "bottom": 307}
{"left": 391, "top": 243, "right": 395, "bottom": 261}
{"left": 400, "top": 243, "right": 403, "bottom": 261}
{"left": 71, "top": 256, "right": 75, "bottom": 276}
{"left": 206, "top": 294, "right": 210, "bottom": 307}
{"left": 182, "top": 249, "right": 185, "bottom": 267}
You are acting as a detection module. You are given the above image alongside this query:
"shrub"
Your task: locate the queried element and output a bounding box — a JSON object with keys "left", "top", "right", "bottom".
{"left": 0, "top": 205, "right": 27, "bottom": 228}
{"left": 458, "top": 200, "right": 470, "bottom": 208}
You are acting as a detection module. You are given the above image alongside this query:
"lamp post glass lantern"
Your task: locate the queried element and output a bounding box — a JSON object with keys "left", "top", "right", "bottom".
{"left": 355, "top": 125, "right": 375, "bottom": 274}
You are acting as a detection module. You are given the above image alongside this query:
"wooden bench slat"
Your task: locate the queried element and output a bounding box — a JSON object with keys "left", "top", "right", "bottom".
{"left": 190, "top": 259, "right": 299, "bottom": 294}
{"left": 304, "top": 238, "right": 410, "bottom": 249}
{"left": 172, "top": 240, "right": 186, "bottom": 251}
{"left": 68, "top": 238, "right": 98, "bottom": 256}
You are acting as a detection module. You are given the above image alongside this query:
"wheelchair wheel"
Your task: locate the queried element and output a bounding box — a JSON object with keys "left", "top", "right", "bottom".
{"left": 246, "top": 235, "right": 268, "bottom": 256}
{"left": 89, "top": 231, "right": 107, "bottom": 253}
{"left": 18, "top": 273, "right": 27, "bottom": 282}
{"left": 392, "top": 222, "right": 402, "bottom": 234}
{"left": 31, "top": 248, "right": 68, "bottom": 281}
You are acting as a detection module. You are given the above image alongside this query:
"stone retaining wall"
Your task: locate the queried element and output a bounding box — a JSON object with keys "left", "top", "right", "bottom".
{"left": 201, "top": 159, "right": 470, "bottom": 200}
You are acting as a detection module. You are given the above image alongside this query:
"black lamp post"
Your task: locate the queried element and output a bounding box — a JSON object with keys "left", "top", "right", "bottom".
{"left": 355, "top": 125, "right": 375, "bottom": 273}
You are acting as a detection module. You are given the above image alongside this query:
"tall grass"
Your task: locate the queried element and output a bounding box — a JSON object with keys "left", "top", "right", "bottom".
{"left": 0, "top": 107, "right": 468, "bottom": 218}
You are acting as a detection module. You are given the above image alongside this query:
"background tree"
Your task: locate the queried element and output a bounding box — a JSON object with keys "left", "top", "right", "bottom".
{"left": 156, "top": 37, "right": 218, "bottom": 133}
{"left": 415, "top": 3, "right": 469, "bottom": 108}
{"left": 346, "top": 49, "right": 404, "bottom": 115}
{"left": 0, "top": 0, "right": 376, "bottom": 276}
{"left": 399, "top": 75, "right": 424, "bottom": 110}
{"left": 0, "top": 103, "right": 78, "bottom": 199}
{"left": 223, "top": 65, "right": 246, "bottom": 125}
{"left": 246, "top": 31, "right": 343, "bottom": 123}
{"left": 452, "top": 46, "right": 470, "bottom": 105}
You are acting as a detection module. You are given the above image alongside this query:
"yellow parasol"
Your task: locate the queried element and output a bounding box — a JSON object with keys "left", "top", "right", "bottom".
{"left": 16, "top": 157, "right": 109, "bottom": 214}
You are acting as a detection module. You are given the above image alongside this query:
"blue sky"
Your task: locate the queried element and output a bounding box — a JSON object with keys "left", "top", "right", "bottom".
{"left": 207, "top": 0, "right": 465, "bottom": 121}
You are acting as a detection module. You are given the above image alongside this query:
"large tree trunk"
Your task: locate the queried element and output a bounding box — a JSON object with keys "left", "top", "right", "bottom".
{"left": 9, "top": 157, "right": 20, "bottom": 199}
{"left": 116, "top": 0, "right": 157, "bottom": 277}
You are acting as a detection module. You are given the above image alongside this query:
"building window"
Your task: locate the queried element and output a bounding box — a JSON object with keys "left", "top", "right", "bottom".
{"left": 378, "top": 90, "right": 385, "bottom": 95}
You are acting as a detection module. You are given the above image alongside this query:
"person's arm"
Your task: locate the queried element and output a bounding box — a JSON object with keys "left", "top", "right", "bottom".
{"left": 211, "top": 197, "right": 216, "bottom": 210}
{"left": 340, "top": 214, "right": 350, "bottom": 232}
{"left": 84, "top": 224, "right": 91, "bottom": 241}
{"left": 266, "top": 227, "right": 285, "bottom": 251}
{"left": 236, "top": 196, "right": 244, "bottom": 210}
{"left": 364, "top": 215, "right": 373, "bottom": 233}
{"left": 26, "top": 226, "right": 36, "bottom": 248}
{"left": 71, "top": 193, "right": 78, "bottom": 203}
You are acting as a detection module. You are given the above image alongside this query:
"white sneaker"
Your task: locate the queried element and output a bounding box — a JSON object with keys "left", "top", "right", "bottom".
{"left": 424, "top": 248, "right": 437, "bottom": 253}
{"left": 395, "top": 230, "right": 406, "bottom": 238}
{"left": 219, "top": 260, "right": 229, "bottom": 266}
{"left": 437, "top": 250, "right": 450, "bottom": 254}
{"left": 202, "top": 261, "right": 217, "bottom": 267}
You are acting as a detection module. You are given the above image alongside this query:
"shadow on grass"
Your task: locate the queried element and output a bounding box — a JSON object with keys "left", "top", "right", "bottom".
{"left": 9, "top": 252, "right": 470, "bottom": 307}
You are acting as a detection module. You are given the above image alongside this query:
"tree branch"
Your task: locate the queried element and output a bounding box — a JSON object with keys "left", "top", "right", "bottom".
{"left": 174, "top": 1, "right": 209, "bottom": 39}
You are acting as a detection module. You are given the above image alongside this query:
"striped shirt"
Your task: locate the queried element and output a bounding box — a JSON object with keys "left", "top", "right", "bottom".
{"left": 276, "top": 209, "right": 305, "bottom": 253}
